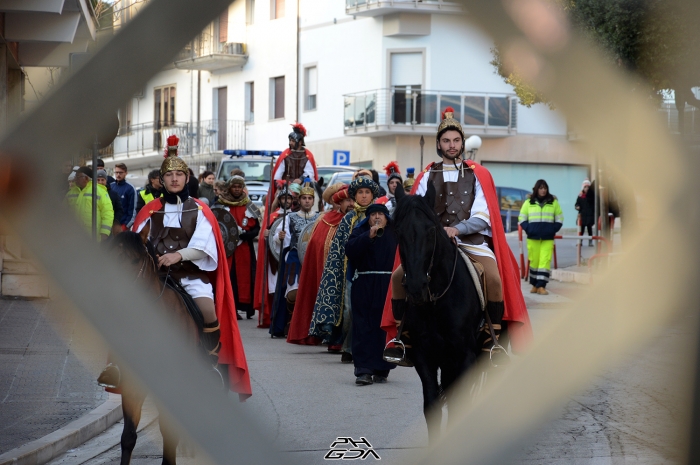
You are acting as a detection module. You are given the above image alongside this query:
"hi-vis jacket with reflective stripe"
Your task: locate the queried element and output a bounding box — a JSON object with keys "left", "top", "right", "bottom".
{"left": 518, "top": 196, "right": 563, "bottom": 240}
{"left": 64, "top": 181, "right": 114, "bottom": 240}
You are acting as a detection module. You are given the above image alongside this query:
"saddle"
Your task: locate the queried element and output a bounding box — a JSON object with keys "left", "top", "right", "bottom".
{"left": 161, "top": 275, "right": 205, "bottom": 337}
{"left": 457, "top": 245, "right": 486, "bottom": 311}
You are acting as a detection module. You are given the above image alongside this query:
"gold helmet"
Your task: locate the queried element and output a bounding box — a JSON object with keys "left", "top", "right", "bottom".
{"left": 436, "top": 106, "right": 465, "bottom": 158}
{"left": 403, "top": 167, "right": 416, "bottom": 192}
{"left": 299, "top": 178, "right": 315, "bottom": 197}
{"left": 160, "top": 135, "right": 188, "bottom": 176}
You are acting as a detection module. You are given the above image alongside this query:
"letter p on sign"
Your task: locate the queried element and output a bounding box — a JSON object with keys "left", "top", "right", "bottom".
{"left": 333, "top": 150, "right": 350, "bottom": 166}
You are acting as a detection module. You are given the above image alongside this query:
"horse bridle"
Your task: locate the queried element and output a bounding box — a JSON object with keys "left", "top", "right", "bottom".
{"left": 425, "top": 226, "right": 460, "bottom": 303}
{"left": 133, "top": 246, "right": 170, "bottom": 302}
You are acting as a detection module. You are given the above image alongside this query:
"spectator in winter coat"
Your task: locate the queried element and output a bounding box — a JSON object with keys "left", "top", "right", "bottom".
{"left": 97, "top": 170, "right": 123, "bottom": 236}
{"left": 518, "top": 179, "right": 563, "bottom": 295}
{"left": 198, "top": 170, "right": 217, "bottom": 205}
{"left": 575, "top": 179, "right": 595, "bottom": 247}
{"left": 110, "top": 163, "right": 137, "bottom": 230}
{"left": 187, "top": 168, "right": 199, "bottom": 198}
{"left": 136, "top": 169, "right": 163, "bottom": 213}
{"left": 65, "top": 167, "right": 114, "bottom": 241}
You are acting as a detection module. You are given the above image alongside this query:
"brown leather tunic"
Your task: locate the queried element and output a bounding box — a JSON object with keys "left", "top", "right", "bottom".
{"left": 427, "top": 162, "right": 483, "bottom": 244}
{"left": 149, "top": 198, "right": 210, "bottom": 283}
{"left": 283, "top": 150, "right": 309, "bottom": 180}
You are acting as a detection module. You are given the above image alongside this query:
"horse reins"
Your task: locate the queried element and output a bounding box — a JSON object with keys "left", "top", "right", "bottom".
{"left": 133, "top": 246, "right": 170, "bottom": 302}
{"left": 426, "top": 227, "right": 460, "bottom": 302}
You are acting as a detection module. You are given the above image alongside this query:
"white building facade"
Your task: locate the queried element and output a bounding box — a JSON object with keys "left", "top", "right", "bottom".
{"left": 107, "top": 0, "right": 591, "bottom": 227}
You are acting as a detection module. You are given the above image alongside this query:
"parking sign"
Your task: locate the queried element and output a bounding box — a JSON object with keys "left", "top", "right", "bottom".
{"left": 333, "top": 150, "right": 350, "bottom": 166}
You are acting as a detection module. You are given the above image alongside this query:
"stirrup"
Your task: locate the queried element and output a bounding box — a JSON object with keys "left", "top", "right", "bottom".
{"left": 488, "top": 344, "right": 511, "bottom": 368}
{"left": 383, "top": 339, "right": 413, "bottom": 367}
{"left": 97, "top": 363, "right": 121, "bottom": 389}
{"left": 211, "top": 364, "right": 226, "bottom": 390}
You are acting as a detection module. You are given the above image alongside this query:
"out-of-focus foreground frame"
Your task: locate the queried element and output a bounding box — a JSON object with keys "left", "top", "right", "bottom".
{"left": 0, "top": 0, "right": 698, "bottom": 464}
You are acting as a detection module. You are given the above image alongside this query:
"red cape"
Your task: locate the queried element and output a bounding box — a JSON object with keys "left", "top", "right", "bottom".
{"left": 286, "top": 210, "right": 345, "bottom": 345}
{"left": 134, "top": 198, "right": 252, "bottom": 400}
{"left": 254, "top": 148, "right": 318, "bottom": 326}
{"left": 380, "top": 161, "right": 533, "bottom": 352}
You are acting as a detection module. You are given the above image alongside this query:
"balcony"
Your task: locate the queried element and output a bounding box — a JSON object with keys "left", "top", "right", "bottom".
{"left": 345, "top": 0, "right": 463, "bottom": 17}
{"left": 174, "top": 24, "right": 247, "bottom": 71}
{"left": 99, "top": 120, "right": 246, "bottom": 161}
{"left": 343, "top": 89, "right": 518, "bottom": 137}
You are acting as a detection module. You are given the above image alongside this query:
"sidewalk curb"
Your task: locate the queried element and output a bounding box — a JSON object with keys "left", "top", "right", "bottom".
{"left": 0, "top": 393, "right": 123, "bottom": 465}
{"left": 552, "top": 268, "right": 591, "bottom": 284}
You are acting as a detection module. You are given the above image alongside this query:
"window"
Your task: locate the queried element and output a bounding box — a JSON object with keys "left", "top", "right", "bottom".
{"left": 119, "top": 100, "right": 132, "bottom": 134}
{"left": 245, "top": 81, "right": 255, "bottom": 122}
{"left": 271, "top": 0, "right": 284, "bottom": 19}
{"left": 246, "top": 0, "right": 255, "bottom": 24}
{"left": 218, "top": 9, "right": 228, "bottom": 43}
{"left": 270, "top": 76, "right": 285, "bottom": 120}
{"left": 153, "top": 85, "right": 176, "bottom": 149}
{"left": 305, "top": 66, "right": 317, "bottom": 111}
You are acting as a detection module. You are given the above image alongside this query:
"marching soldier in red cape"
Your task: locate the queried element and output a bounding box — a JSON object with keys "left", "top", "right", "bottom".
{"left": 215, "top": 175, "right": 260, "bottom": 320}
{"left": 132, "top": 135, "right": 251, "bottom": 399}
{"left": 256, "top": 187, "right": 294, "bottom": 327}
{"left": 254, "top": 123, "right": 318, "bottom": 327}
{"left": 376, "top": 161, "right": 402, "bottom": 216}
{"left": 381, "top": 108, "right": 533, "bottom": 364}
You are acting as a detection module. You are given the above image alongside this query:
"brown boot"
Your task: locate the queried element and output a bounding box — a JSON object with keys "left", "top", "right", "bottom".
{"left": 537, "top": 287, "right": 549, "bottom": 295}
{"left": 530, "top": 286, "right": 537, "bottom": 294}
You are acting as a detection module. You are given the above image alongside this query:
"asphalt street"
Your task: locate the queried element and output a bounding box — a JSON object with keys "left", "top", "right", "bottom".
{"left": 46, "top": 279, "right": 691, "bottom": 465}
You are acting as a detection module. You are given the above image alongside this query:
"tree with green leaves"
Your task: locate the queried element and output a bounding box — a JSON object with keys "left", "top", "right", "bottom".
{"left": 492, "top": 0, "right": 700, "bottom": 131}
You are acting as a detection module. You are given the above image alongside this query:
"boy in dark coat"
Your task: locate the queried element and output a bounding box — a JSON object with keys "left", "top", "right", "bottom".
{"left": 345, "top": 203, "right": 397, "bottom": 385}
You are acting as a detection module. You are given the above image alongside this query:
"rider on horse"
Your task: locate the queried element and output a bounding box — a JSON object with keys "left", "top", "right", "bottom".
{"left": 387, "top": 107, "right": 532, "bottom": 363}
{"left": 133, "top": 135, "right": 251, "bottom": 398}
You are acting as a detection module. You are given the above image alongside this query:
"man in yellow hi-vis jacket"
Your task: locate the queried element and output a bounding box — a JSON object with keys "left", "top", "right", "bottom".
{"left": 518, "top": 179, "right": 563, "bottom": 295}
{"left": 64, "top": 166, "right": 114, "bottom": 241}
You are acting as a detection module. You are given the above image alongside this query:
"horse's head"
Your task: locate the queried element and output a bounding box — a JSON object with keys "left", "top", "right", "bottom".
{"left": 394, "top": 182, "right": 446, "bottom": 304}
{"left": 103, "top": 227, "right": 156, "bottom": 280}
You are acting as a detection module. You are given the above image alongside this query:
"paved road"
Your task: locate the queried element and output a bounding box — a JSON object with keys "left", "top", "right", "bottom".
{"left": 47, "top": 280, "right": 689, "bottom": 465}
{"left": 0, "top": 298, "right": 109, "bottom": 454}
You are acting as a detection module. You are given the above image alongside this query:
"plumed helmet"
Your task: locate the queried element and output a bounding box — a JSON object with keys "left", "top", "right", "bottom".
{"left": 160, "top": 135, "right": 189, "bottom": 176}
{"left": 348, "top": 176, "right": 380, "bottom": 200}
{"left": 436, "top": 107, "right": 465, "bottom": 158}
{"left": 288, "top": 122, "right": 307, "bottom": 145}
{"left": 384, "top": 161, "right": 402, "bottom": 184}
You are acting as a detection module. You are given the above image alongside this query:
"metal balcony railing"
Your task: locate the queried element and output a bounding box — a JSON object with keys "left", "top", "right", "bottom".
{"left": 658, "top": 102, "right": 700, "bottom": 135}
{"left": 99, "top": 120, "right": 246, "bottom": 159}
{"left": 345, "top": 0, "right": 463, "bottom": 16}
{"left": 174, "top": 23, "right": 247, "bottom": 71}
{"left": 343, "top": 88, "right": 518, "bottom": 136}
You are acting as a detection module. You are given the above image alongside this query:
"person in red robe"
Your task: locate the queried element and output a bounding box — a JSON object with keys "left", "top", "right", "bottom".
{"left": 286, "top": 183, "right": 353, "bottom": 345}
{"left": 254, "top": 123, "right": 318, "bottom": 327}
{"left": 215, "top": 175, "right": 260, "bottom": 319}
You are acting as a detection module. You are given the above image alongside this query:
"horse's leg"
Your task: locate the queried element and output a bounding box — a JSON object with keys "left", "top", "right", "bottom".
{"left": 413, "top": 350, "right": 442, "bottom": 444}
{"left": 159, "top": 411, "right": 179, "bottom": 465}
{"left": 120, "top": 388, "right": 146, "bottom": 465}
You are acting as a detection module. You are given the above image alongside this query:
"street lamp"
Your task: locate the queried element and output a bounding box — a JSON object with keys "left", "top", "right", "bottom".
{"left": 464, "top": 135, "right": 482, "bottom": 160}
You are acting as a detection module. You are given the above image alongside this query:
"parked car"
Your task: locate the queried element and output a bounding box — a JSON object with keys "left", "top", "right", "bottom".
{"left": 497, "top": 186, "right": 529, "bottom": 232}
{"left": 215, "top": 152, "right": 279, "bottom": 207}
{"left": 316, "top": 165, "right": 356, "bottom": 191}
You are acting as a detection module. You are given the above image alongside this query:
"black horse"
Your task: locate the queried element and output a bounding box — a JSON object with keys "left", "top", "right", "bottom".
{"left": 393, "top": 183, "right": 483, "bottom": 441}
